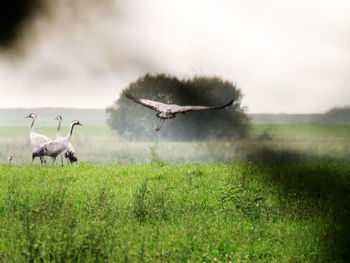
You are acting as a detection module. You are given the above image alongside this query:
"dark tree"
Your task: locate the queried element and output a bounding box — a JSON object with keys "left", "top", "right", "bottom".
{"left": 106, "top": 74, "right": 250, "bottom": 140}
{"left": 321, "top": 106, "right": 350, "bottom": 125}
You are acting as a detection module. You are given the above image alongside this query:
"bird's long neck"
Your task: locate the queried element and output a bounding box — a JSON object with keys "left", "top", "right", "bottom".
{"left": 63, "top": 122, "right": 77, "bottom": 143}
{"left": 30, "top": 117, "right": 35, "bottom": 133}
{"left": 56, "top": 119, "right": 62, "bottom": 139}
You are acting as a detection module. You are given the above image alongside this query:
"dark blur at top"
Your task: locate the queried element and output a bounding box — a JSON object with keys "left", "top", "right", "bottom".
{"left": 0, "top": 0, "right": 115, "bottom": 52}
{"left": 0, "top": 0, "right": 349, "bottom": 112}
{"left": 0, "top": 0, "right": 44, "bottom": 49}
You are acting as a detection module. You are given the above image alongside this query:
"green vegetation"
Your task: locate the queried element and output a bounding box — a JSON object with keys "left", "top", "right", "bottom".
{"left": 0, "top": 162, "right": 348, "bottom": 262}
{"left": 0, "top": 122, "right": 350, "bottom": 262}
{"left": 324, "top": 106, "right": 350, "bottom": 125}
{"left": 251, "top": 108, "right": 350, "bottom": 125}
{"left": 106, "top": 74, "right": 249, "bottom": 140}
{"left": 251, "top": 124, "right": 350, "bottom": 138}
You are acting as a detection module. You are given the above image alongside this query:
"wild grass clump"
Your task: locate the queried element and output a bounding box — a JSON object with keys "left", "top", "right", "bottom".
{"left": 220, "top": 183, "right": 267, "bottom": 220}
{"left": 132, "top": 179, "right": 173, "bottom": 222}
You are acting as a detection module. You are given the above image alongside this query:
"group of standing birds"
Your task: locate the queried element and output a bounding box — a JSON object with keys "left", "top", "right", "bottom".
{"left": 25, "top": 113, "right": 82, "bottom": 165}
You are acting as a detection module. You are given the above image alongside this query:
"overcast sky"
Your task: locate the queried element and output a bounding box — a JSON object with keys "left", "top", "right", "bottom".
{"left": 0, "top": 0, "right": 349, "bottom": 113}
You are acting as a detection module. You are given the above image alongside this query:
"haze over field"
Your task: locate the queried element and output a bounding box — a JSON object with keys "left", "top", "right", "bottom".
{"left": 1, "top": 0, "right": 350, "bottom": 113}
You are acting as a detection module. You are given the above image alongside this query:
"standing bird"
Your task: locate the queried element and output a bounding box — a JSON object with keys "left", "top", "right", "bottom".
{"left": 124, "top": 92, "right": 235, "bottom": 131}
{"left": 34, "top": 120, "right": 83, "bottom": 164}
{"left": 8, "top": 156, "right": 13, "bottom": 164}
{"left": 25, "top": 112, "right": 51, "bottom": 163}
{"left": 55, "top": 115, "right": 78, "bottom": 164}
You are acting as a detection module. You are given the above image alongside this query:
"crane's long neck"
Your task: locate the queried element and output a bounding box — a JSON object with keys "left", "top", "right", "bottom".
{"left": 62, "top": 122, "right": 78, "bottom": 144}
{"left": 30, "top": 117, "right": 35, "bottom": 133}
{"left": 56, "top": 119, "right": 62, "bottom": 139}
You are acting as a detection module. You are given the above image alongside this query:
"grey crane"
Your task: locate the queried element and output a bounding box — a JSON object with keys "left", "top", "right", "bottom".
{"left": 55, "top": 115, "right": 78, "bottom": 164}
{"left": 124, "top": 92, "right": 234, "bottom": 131}
{"left": 25, "top": 112, "right": 51, "bottom": 163}
{"left": 34, "top": 120, "right": 83, "bottom": 164}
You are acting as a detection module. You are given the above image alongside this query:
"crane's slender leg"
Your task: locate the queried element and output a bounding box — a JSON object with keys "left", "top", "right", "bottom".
{"left": 61, "top": 155, "right": 64, "bottom": 166}
{"left": 52, "top": 156, "right": 56, "bottom": 164}
{"left": 155, "top": 119, "right": 165, "bottom": 131}
{"left": 159, "top": 119, "right": 165, "bottom": 130}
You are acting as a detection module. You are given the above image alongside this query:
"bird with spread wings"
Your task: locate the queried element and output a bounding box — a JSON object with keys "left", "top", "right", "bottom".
{"left": 124, "top": 91, "right": 235, "bottom": 131}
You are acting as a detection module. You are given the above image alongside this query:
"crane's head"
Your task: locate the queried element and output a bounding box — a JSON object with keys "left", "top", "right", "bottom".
{"left": 25, "top": 112, "right": 37, "bottom": 119}
{"left": 69, "top": 120, "right": 83, "bottom": 135}
{"left": 32, "top": 149, "right": 40, "bottom": 160}
{"left": 72, "top": 120, "right": 83, "bottom": 127}
{"left": 54, "top": 115, "right": 62, "bottom": 121}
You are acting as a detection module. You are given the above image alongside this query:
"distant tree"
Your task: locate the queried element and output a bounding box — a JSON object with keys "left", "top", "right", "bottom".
{"left": 323, "top": 106, "right": 350, "bottom": 125}
{"left": 326, "top": 106, "right": 350, "bottom": 116}
{"left": 106, "top": 74, "right": 250, "bottom": 140}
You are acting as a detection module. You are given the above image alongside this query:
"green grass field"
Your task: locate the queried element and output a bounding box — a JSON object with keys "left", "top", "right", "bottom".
{"left": 0, "top": 123, "right": 350, "bottom": 262}
{"left": 0, "top": 162, "right": 349, "bottom": 262}
{"left": 251, "top": 124, "right": 350, "bottom": 138}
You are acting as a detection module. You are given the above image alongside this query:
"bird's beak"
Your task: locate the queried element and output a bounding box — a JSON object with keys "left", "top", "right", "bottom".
{"left": 54, "top": 117, "right": 58, "bottom": 120}
{"left": 79, "top": 123, "right": 84, "bottom": 127}
{"left": 24, "top": 115, "right": 30, "bottom": 118}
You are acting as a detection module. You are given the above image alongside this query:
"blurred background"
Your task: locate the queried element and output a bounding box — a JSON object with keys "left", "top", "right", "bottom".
{"left": 1, "top": 0, "right": 350, "bottom": 163}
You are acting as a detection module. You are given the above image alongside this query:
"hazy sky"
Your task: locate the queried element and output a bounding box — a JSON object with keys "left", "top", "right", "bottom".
{"left": 0, "top": 0, "right": 349, "bottom": 113}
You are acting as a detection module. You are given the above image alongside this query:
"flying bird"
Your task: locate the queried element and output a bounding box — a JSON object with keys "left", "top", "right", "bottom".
{"left": 55, "top": 115, "right": 78, "bottom": 164}
{"left": 25, "top": 112, "right": 51, "bottom": 163}
{"left": 124, "top": 92, "right": 235, "bottom": 131}
{"left": 34, "top": 120, "right": 83, "bottom": 165}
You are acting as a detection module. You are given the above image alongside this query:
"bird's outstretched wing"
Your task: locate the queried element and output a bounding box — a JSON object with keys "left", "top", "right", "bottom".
{"left": 170, "top": 99, "right": 234, "bottom": 114}
{"left": 124, "top": 92, "right": 169, "bottom": 112}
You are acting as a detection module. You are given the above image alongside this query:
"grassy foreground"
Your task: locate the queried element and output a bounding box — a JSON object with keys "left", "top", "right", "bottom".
{"left": 0, "top": 162, "right": 349, "bottom": 262}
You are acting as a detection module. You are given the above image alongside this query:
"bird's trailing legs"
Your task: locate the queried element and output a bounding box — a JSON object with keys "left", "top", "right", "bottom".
{"left": 155, "top": 119, "right": 165, "bottom": 131}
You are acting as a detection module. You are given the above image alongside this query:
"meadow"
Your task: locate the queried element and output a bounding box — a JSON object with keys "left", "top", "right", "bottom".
{"left": 0, "top": 162, "right": 349, "bottom": 262}
{"left": 0, "top": 123, "right": 349, "bottom": 262}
